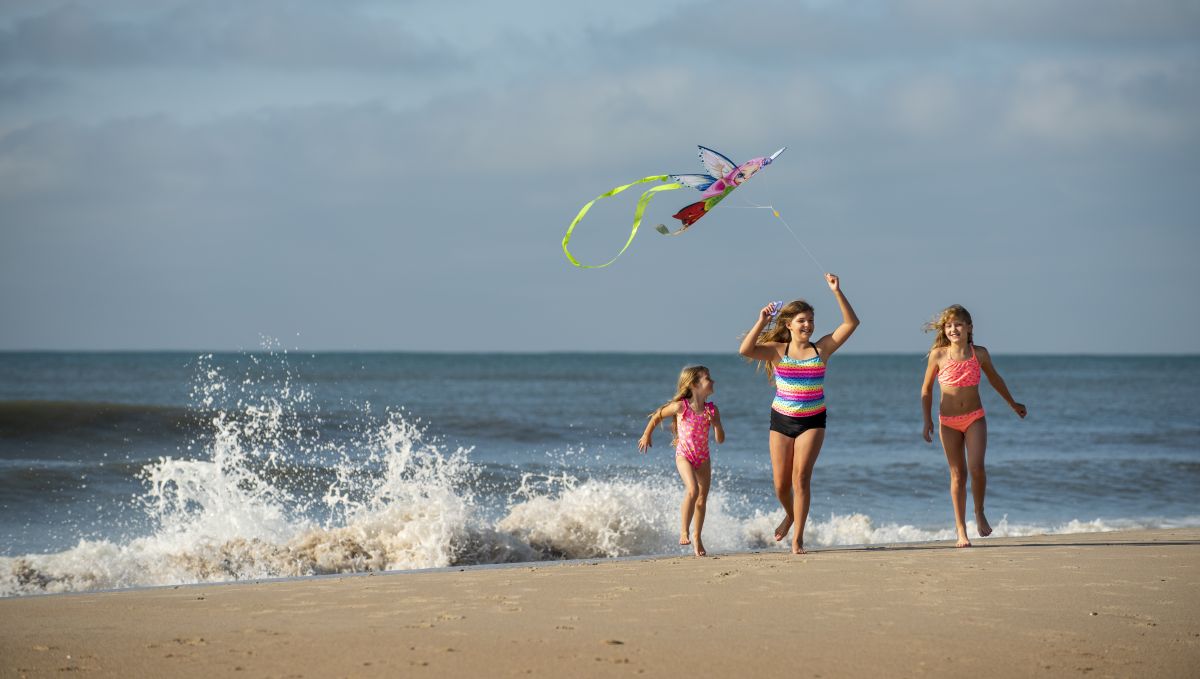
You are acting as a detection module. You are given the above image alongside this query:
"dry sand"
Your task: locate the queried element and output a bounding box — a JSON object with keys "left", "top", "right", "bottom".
{"left": 2, "top": 528, "right": 1198, "bottom": 678}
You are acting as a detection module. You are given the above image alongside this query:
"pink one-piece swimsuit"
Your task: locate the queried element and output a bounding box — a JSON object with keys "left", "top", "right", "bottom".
{"left": 676, "top": 399, "right": 717, "bottom": 469}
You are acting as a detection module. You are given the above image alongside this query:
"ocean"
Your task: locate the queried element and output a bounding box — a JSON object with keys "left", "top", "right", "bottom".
{"left": 1, "top": 351, "right": 1197, "bottom": 596}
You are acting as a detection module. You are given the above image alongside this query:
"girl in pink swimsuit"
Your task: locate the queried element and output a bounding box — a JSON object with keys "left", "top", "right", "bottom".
{"left": 638, "top": 365, "right": 725, "bottom": 557}
{"left": 920, "top": 305, "right": 1027, "bottom": 548}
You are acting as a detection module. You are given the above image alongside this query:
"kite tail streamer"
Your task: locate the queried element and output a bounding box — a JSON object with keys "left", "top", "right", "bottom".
{"left": 562, "top": 176, "right": 683, "bottom": 269}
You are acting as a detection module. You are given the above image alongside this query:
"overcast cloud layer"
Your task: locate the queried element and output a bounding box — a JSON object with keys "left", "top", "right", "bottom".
{"left": 2, "top": 0, "right": 1198, "bottom": 354}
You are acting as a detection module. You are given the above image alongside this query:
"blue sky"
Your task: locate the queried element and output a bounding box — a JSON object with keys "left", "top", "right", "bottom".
{"left": 2, "top": 0, "right": 1198, "bottom": 353}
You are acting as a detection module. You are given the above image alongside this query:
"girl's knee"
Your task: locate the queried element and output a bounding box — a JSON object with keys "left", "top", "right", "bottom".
{"left": 793, "top": 470, "right": 813, "bottom": 490}
{"left": 968, "top": 464, "right": 986, "bottom": 477}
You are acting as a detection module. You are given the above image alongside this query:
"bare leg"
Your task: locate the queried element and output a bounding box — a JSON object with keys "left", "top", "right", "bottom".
{"left": 790, "top": 428, "right": 826, "bottom": 554}
{"left": 964, "top": 418, "right": 991, "bottom": 537}
{"left": 769, "top": 431, "right": 796, "bottom": 541}
{"left": 675, "top": 456, "right": 698, "bottom": 545}
{"left": 939, "top": 425, "right": 971, "bottom": 547}
{"left": 692, "top": 460, "right": 712, "bottom": 557}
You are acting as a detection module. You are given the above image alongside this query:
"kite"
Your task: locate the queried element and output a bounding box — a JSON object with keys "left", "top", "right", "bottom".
{"left": 562, "top": 145, "right": 786, "bottom": 268}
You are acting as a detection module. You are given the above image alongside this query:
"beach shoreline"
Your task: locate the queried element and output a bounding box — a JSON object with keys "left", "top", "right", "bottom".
{"left": 2, "top": 528, "right": 1197, "bottom": 677}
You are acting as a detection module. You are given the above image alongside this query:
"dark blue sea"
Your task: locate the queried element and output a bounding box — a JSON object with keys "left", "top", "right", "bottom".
{"left": 1, "top": 351, "right": 1197, "bottom": 596}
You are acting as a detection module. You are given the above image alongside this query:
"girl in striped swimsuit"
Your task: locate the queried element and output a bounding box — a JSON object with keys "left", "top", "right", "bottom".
{"left": 739, "top": 273, "right": 860, "bottom": 554}
{"left": 920, "top": 305, "right": 1027, "bottom": 548}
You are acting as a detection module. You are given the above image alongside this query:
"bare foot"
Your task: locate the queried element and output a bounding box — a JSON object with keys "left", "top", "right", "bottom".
{"left": 693, "top": 537, "right": 706, "bottom": 557}
{"left": 774, "top": 516, "right": 793, "bottom": 542}
{"left": 956, "top": 532, "right": 972, "bottom": 548}
{"left": 679, "top": 534, "right": 691, "bottom": 546}
{"left": 791, "top": 541, "right": 807, "bottom": 555}
{"left": 976, "top": 513, "right": 993, "bottom": 537}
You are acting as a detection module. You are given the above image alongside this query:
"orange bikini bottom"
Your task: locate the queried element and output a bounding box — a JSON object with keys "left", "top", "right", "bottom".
{"left": 939, "top": 408, "right": 985, "bottom": 433}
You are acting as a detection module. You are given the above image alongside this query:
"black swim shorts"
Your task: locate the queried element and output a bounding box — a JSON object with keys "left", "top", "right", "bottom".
{"left": 770, "top": 409, "right": 827, "bottom": 438}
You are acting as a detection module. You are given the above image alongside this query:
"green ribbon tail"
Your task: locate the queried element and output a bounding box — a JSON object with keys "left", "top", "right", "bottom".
{"left": 562, "top": 176, "right": 683, "bottom": 269}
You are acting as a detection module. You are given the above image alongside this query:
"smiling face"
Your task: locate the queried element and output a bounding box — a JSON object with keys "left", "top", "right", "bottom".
{"left": 943, "top": 316, "right": 972, "bottom": 346}
{"left": 925, "top": 304, "right": 975, "bottom": 350}
{"left": 787, "top": 311, "right": 815, "bottom": 341}
{"left": 692, "top": 370, "right": 715, "bottom": 398}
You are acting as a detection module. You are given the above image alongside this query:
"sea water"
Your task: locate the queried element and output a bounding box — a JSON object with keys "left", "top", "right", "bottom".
{"left": 1, "top": 351, "right": 1197, "bottom": 596}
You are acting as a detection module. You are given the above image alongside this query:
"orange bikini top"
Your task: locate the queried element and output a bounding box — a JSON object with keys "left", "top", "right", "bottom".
{"left": 938, "top": 347, "right": 980, "bottom": 388}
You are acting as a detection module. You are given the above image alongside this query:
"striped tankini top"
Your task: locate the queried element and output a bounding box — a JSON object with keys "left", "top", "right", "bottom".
{"left": 771, "top": 345, "right": 826, "bottom": 418}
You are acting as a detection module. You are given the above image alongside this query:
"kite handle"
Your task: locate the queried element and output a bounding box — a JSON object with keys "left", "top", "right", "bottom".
{"left": 562, "top": 176, "right": 682, "bottom": 269}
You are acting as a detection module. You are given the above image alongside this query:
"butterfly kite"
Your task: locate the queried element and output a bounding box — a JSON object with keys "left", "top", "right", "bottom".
{"left": 562, "top": 145, "right": 786, "bottom": 268}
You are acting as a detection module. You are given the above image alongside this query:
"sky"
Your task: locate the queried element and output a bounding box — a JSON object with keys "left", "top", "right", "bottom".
{"left": 1, "top": 0, "right": 1198, "bottom": 354}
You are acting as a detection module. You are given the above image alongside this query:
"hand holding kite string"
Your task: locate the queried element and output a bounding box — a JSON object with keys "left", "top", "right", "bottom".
{"left": 561, "top": 145, "right": 785, "bottom": 268}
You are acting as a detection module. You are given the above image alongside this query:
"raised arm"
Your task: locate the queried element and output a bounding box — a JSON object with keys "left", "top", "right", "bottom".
{"left": 815, "top": 273, "right": 860, "bottom": 357}
{"left": 976, "top": 347, "right": 1027, "bottom": 418}
{"left": 738, "top": 304, "right": 784, "bottom": 362}
{"left": 921, "top": 352, "right": 940, "bottom": 442}
{"left": 638, "top": 401, "right": 681, "bottom": 453}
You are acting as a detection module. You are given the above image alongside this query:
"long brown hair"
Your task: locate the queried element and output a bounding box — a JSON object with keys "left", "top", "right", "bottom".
{"left": 746, "top": 300, "right": 814, "bottom": 384}
{"left": 923, "top": 304, "right": 974, "bottom": 351}
{"left": 648, "top": 365, "right": 709, "bottom": 447}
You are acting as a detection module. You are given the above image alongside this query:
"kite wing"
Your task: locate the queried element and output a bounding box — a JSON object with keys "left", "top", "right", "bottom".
{"left": 697, "top": 146, "right": 738, "bottom": 180}
{"left": 669, "top": 174, "right": 718, "bottom": 192}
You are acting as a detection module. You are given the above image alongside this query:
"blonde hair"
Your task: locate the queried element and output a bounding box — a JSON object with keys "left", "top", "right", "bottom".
{"left": 648, "top": 365, "right": 710, "bottom": 447}
{"left": 746, "top": 300, "right": 814, "bottom": 384}
{"left": 923, "top": 304, "right": 974, "bottom": 351}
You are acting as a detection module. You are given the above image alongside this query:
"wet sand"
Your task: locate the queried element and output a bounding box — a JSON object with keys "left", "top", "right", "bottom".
{"left": 2, "top": 528, "right": 1198, "bottom": 678}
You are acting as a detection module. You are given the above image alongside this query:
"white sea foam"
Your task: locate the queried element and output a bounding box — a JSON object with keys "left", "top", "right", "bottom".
{"left": 0, "top": 356, "right": 489, "bottom": 596}
{"left": 4, "top": 500, "right": 1195, "bottom": 596}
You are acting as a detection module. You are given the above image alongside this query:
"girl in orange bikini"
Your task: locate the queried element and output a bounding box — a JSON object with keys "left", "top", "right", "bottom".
{"left": 638, "top": 366, "right": 725, "bottom": 557}
{"left": 920, "top": 305, "right": 1027, "bottom": 548}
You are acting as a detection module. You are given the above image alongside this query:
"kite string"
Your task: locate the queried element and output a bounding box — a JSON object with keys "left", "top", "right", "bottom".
{"left": 728, "top": 198, "right": 827, "bottom": 273}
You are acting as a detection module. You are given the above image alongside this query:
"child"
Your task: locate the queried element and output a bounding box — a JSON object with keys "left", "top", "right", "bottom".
{"left": 920, "top": 304, "right": 1027, "bottom": 548}
{"left": 738, "top": 273, "right": 859, "bottom": 554}
{"left": 638, "top": 365, "right": 725, "bottom": 557}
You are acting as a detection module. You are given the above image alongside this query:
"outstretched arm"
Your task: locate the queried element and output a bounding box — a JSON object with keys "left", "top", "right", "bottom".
{"left": 921, "top": 353, "right": 940, "bottom": 442}
{"left": 977, "top": 347, "right": 1027, "bottom": 418}
{"left": 739, "top": 304, "right": 783, "bottom": 362}
{"left": 815, "top": 273, "right": 860, "bottom": 357}
{"left": 638, "top": 401, "right": 681, "bottom": 452}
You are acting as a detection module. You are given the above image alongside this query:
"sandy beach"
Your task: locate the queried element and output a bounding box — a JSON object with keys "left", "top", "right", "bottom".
{"left": 1, "top": 528, "right": 1197, "bottom": 678}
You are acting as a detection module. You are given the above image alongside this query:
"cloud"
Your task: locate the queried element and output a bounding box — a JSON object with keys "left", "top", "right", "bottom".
{"left": 0, "top": 1, "right": 463, "bottom": 73}
{"left": 1004, "top": 58, "right": 1200, "bottom": 145}
{"left": 905, "top": 0, "right": 1200, "bottom": 44}
{"left": 0, "top": 72, "right": 62, "bottom": 102}
{"left": 592, "top": 0, "right": 1200, "bottom": 73}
